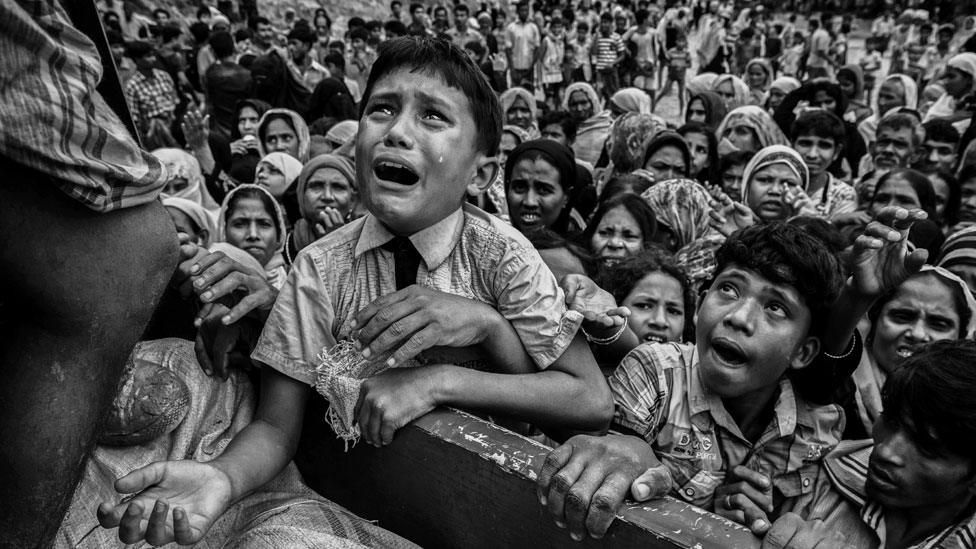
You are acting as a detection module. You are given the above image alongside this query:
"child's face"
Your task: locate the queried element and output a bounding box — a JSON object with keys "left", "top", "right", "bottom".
{"left": 600, "top": 19, "right": 612, "bottom": 34}
{"left": 721, "top": 162, "right": 746, "bottom": 198}
{"left": 357, "top": 69, "right": 497, "bottom": 235}
{"left": 623, "top": 271, "right": 686, "bottom": 344}
{"left": 696, "top": 266, "right": 817, "bottom": 399}
{"left": 745, "top": 163, "right": 802, "bottom": 222}
{"left": 793, "top": 135, "right": 838, "bottom": 178}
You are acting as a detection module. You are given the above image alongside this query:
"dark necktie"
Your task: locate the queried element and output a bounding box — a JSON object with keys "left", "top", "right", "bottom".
{"left": 382, "top": 236, "right": 422, "bottom": 290}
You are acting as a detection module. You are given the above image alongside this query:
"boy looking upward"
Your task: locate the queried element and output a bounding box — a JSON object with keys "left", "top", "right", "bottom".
{"left": 538, "top": 223, "right": 856, "bottom": 540}
{"left": 97, "top": 37, "right": 612, "bottom": 545}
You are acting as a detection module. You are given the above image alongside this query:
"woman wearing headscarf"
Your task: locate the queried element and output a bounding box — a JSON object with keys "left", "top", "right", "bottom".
{"left": 499, "top": 87, "right": 540, "bottom": 138}
{"left": 837, "top": 65, "right": 872, "bottom": 124}
{"left": 561, "top": 82, "right": 613, "bottom": 165}
{"left": 256, "top": 108, "right": 311, "bottom": 163}
{"left": 924, "top": 52, "right": 976, "bottom": 134}
{"left": 152, "top": 148, "right": 221, "bottom": 218}
{"left": 609, "top": 88, "right": 652, "bottom": 116}
{"left": 640, "top": 178, "right": 724, "bottom": 290}
{"left": 738, "top": 144, "right": 810, "bottom": 224}
{"left": 598, "top": 112, "right": 667, "bottom": 194}
{"left": 285, "top": 154, "right": 359, "bottom": 266}
{"left": 163, "top": 196, "right": 216, "bottom": 248}
{"left": 686, "top": 72, "right": 719, "bottom": 97}
{"left": 685, "top": 90, "right": 728, "bottom": 131}
{"left": 857, "top": 74, "right": 919, "bottom": 149}
{"left": 711, "top": 74, "right": 750, "bottom": 110}
{"left": 742, "top": 58, "right": 773, "bottom": 106}
{"left": 306, "top": 76, "right": 358, "bottom": 123}
{"left": 213, "top": 184, "right": 289, "bottom": 289}
{"left": 715, "top": 105, "right": 789, "bottom": 156}
{"left": 639, "top": 130, "right": 693, "bottom": 183}
{"left": 765, "top": 76, "right": 800, "bottom": 116}
{"left": 954, "top": 16, "right": 976, "bottom": 53}
{"left": 505, "top": 139, "right": 585, "bottom": 237}
{"left": 255, "top": 152, "right": 303, "bottom": 199}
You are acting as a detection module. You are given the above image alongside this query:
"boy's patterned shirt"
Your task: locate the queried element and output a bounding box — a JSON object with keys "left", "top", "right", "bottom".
{"left": 610, "top": 342, "right": 844, "bottom": 510}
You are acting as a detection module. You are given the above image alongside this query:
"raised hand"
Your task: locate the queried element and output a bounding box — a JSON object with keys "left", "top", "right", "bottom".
{"left": 97, "top": 460, "right": 233, "bottom": 546}
{"left": 561, "top": 273, "right": 630, "bottom": 334}
{"left": 850, "top": 206, "right": 928, "bottom": 300}
{"left": 180, "top": 106, "right": 210, "bottom": 151}
{"left": 709, "top": 200, "right": 758, "bottom": 237}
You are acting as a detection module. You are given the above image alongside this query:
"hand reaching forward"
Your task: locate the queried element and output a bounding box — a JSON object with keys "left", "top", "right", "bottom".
{"left": 710, "top": 200, "right": 758, "bottom": 237}
{"left": 97, "top": 460, "right": 233, "bottom": 546}
{"left": 850, "top": 206, "right": 928, "bottom": 300}
{"left": 561, "top": 273, "right": 630, "bottom": 335}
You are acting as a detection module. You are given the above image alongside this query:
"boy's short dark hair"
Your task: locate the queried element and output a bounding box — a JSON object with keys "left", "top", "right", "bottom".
{"left": 234, "top": 28, "right": 253, "bottom": 42}
{"left": 360, "top": 36, "right": 501, "bottom": 156}
{"left": 252, "top": 16, "right": 271, "bottom": 27}
{"left": 791, "top": 110, "right": 847, "bottom": 150}
{"left": 210, "top": 31, "right": 236, "bottom": 58}
{"left": 196, "top": 6, "right": 211, "bottom": 19}
{"left": 189, "top": 21, "right": 211, "bottom": 44}
{"left": 348, "top": 17, "right": 367, "bottom": 29}
{"left": 539, "top": 110, "right": 578, "bottom": 142}
{"left": 464, "top": 39, "right": 486, "bottom": 56}
{"left": 882, "top": 339, "right": 976, "bottom": 462}
{"left": 366, "top": 20, "right": 384, "bottom": 32}
{"left": 287, "top": 26, "right": 316, "bottom": 45}
{"left": 349, "top": 27, "right": 370, "bottom": 41}
{"left": 323, "top": 51, "right": 346, "bottom": 70}
{"left": 599, "top": 247, "right": 696, "bottom": 342}
{"left": 713, "top": 223, "right": 844, "bottom": 336}
{"left": 924, "top": 118, "right": 961, "bottom": 146}
{"left": 635, "top": 9, "right": 649, "bottom": 24}
{"left": 600, "top": 12, "right": 614, "bottom": 22}
{"left": 455, "top": 4, "right": 470, "bottom": 15}
{"left": 409, "top": 3, "right": 424, "bottom": 13}
{"left": 391, "top": 0, "right": 402, "bottom": 8}
{"left": 385, "top": 20, "right": 408, "bottom": 35}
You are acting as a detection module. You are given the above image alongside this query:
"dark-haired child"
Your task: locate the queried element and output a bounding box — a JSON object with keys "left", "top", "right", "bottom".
{"left": 791, "top": 110, "right": 857, "bottom": 219}
{"left": 98, "top": 37, "right": 612, "bottom": 545}
{"left": 539, "top": 222, "right": 861, "bottom": 541}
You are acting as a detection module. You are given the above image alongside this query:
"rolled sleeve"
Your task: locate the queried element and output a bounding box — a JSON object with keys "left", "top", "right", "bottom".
{"left": 252, "top": 250, "right": 337, "bottom": 386}
{"left": 609, "top": 346, "right": 668, "bottom": 441}
{"left": 492, "top": 240, "right": 582, "bottom": 370}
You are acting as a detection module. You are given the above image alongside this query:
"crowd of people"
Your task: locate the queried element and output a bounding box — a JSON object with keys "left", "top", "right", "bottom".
{"left": 7, "top": 0, "right": 976, "bottom": 547}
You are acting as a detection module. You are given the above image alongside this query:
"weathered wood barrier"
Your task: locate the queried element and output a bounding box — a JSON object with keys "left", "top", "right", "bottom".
{"left": 296, "top": 403, "right": 761, "bottom": 549}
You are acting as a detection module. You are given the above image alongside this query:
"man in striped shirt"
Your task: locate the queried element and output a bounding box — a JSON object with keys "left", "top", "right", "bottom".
{"left": 769, "top": 340, "right": 976, "bottom": 549}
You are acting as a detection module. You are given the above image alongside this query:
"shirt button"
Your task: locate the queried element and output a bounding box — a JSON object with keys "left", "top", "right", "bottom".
{"left": 802, "top": 478, "right": 811, "bottom": 487}
{"left": 684, "top": 488, "right": 695, "bottom": 497}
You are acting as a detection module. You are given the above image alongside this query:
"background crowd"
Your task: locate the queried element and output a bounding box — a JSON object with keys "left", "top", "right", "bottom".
{"left": 23, "top": 0, "right": 976, "bottom": 546}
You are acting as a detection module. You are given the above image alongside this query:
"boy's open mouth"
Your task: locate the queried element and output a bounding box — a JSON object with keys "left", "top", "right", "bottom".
{"left": 710, "top": 338, "right": 747, "bottom": 366}
{"left": 374, "top": 161, "right": 420, "bottom": 186}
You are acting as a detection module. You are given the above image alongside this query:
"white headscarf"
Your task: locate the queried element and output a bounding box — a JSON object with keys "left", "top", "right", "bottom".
{"left": 255, "top": 152, "right": 303, "bottom": 198}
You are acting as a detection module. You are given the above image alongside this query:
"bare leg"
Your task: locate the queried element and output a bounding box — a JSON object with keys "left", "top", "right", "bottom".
{"left": 0, "top": 161, "right": 178, "bottom": 548}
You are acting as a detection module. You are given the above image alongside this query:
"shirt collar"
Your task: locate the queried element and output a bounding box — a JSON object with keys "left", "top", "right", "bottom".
{"left": 354, "top": 208, "right": 465, "bottom": 271}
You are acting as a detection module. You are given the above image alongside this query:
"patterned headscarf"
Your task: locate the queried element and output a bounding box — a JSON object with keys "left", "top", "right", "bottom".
{"left": 640, "top": 179, "right": 723, "bottom": 288}
{"left": 608, "top": 113, "right": 667, "bottom": 173}
{"left": 712, "top": 74, "right": 751, "bottom": 109}
{"left": 740, "top": 145, "right": 810, "bottom": 203}
{"left": 715, "top": 106, "right": 790, "bottom": 151}
{"left": 937, "top": 226, "right": 976, "bottom": 273}
{"left": 610, "top": 87, "right": 653, "bottom": 115}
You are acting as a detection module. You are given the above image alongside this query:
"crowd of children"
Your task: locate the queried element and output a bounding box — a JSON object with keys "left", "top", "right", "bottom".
{"left": 7, "top": 0, "right": 976, "bottom": 547}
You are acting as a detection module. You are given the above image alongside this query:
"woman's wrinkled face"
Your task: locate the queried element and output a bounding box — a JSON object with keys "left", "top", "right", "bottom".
{"left": 304, "top": 167, "right": 357, "bottom": 221}
{"left": 871, "top": 275, "right": 961, "bottom": 373}
{"left": 568, "top": 90, "right": 594, "bottom": 120}
{"left": 225, "top": 197, "right": 278, "bottom": 266}
{"left": 590, "top": 205, "right": 644, "bottom": 265}
{"left": 877, "top": 80, "right": 906, "bottom": 116}
{"left": 507, "top": 96, "right": 533, "bottom": 130}
{"left": 644, "top": 145, "right": 687, "bottom": 181}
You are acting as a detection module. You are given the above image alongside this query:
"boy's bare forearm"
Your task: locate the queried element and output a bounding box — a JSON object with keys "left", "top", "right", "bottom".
{"left": 821, "top": 283, "right": 873, "bottom": 356}
{"left": 210, "top": 369, "right": 309, "bottom": 502}
{"left": 479, "top": 310, "right": 538, "bottom": 374}
{"left": 437, "top": 335, "right": 613, "bottom": 432}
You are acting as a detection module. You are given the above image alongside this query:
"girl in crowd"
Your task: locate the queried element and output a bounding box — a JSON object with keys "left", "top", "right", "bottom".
{"left": 214, "top": 184, "right": 288, "bottom": 289}
{"left": 837, "top": 65, "right": 872, "bottom": 124}
{"left": 716, "top": 150, "right": 755, "bottom": 199}
{"left": 226, "top": 99, "right": 272, "bottom": 185}
{"left": 678, "top": 121, "right": 720, "bottom": 186}
{"left": 285, "top": 154, "right": 359, "bottom": 266}
{"left": 641, "top": 179, "right": 724, "bottom": 289}
{"left": 579, "top": 193, "right": 658, "bottom": 270}
{"left": 839, "top": 266, "right": 976, "bottom": 438}
{"left": 562, "top": 82, "right": 613, "bottom": 165}
{"left": 601, "top": 249, "right": 696, "bottom": 345}
{"left": 743, "top": 58, "right": 773, "bottom": 106}
{"left": 499, "top": 87, "right": 540, "bottom": 137}
{"left": 640, "top": 130, "right": 692, "bottom": 182}
{"left": 715, "top": 105, "right": 789, "bottom": 155}
{"left": 684, "top": 90, "right": 728, "bottom": 132}
{"left": 257, "top": 108, "right": 311, "bottom": 163}
{"left": 710, "top": 74, "right": 750, "bottom": 110}
{"left": 505, "top": 139, "right": 585, "bottom": 237}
